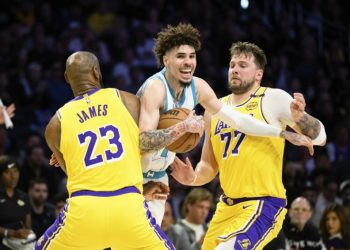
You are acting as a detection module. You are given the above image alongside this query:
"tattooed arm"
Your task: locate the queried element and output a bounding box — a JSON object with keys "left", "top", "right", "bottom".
{"left": 290, "top": 93, "right": 326, "bottom": 145}
{"left": 138, "top": 79, "right": 203, "bottom": 153}
{"left": 263, "top": 89, "right": 326, "bottom": 146}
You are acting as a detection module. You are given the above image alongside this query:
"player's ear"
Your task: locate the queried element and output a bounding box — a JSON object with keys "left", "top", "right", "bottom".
{"left": 256, "top": 69, "right": 263, "bottom": 82}
{"left": 163, "top": 55, "right": 168, "bottom": 67}
{"left": 64, "top": 71, "right": 69, "bottom": 84}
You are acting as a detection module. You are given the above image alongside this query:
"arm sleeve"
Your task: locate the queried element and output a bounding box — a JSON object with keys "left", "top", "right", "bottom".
{"left": 263, "top": 88, "right": 327, "bottom": 145}
{"left": 214, "top": 104, "right": 282, "bottom": 137}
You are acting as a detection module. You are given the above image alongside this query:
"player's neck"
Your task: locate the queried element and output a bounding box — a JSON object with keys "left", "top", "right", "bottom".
{"left": 165, "top": 72, "right": 184, "bottom": 100}
{"left": 230, "top": 85, "right": 260, "bottom": 105}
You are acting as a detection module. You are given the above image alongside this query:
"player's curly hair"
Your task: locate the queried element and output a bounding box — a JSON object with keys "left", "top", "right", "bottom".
{"left": 153, "top": 23, "right": 201, "bottom": 67}
{"left": 230, "top": 42, "right": 267, "bottom": 70}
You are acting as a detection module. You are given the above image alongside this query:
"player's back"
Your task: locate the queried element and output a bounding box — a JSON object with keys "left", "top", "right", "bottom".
{"left": 58, "top": 88, "right": 143, "bottom": 194}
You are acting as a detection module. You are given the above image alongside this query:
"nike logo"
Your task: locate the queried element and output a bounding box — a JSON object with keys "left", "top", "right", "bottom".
{"left": 243, "top": 205, "right": 252, "bottom": 209}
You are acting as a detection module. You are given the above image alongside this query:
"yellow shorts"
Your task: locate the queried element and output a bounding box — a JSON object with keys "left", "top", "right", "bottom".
{"left": 35, "top": 187, "right": 174, "bottom": 250}
{"left": 202, "top": 196, "right": 287, "bottom": 250}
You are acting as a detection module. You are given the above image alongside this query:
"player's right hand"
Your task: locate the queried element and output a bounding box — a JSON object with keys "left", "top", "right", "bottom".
{"left": 170, "top": 156, "right": 197, "bottom": 185}
{"left": 143, "top": 181, "right": 170, "bottom": 201}
{"left": 184, "top": 110, "right": 204, "bottom": 136}
{"left": 281, "top": 131, "right": 314, "bottom": 156}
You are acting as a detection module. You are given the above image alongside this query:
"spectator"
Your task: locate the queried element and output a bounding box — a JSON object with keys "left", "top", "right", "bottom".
{"left": 161, "top": 201, "right": 192, "bottom": 250}
{"left": 312, "top": 177, "right": 342, "bottom": 227}
{"left": 320, "top": 204, "right": 350, "bottom": 250}
{"left": 28, "top": 178, "right": 55, "bottom": 237}
{"left": 18, "top": 145, "right": 59, "bottom": 200}
{"left": 176, "top": 188, "right": 212, "bottom": 250}
{"left": 283, "top": 197, "right": 326, "bottom": 250}
{"left": 0, "top": 155, "right": 34, "bottom": 250}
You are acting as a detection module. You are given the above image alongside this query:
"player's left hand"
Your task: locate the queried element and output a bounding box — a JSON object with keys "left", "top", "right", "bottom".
{"left": 281, "top": 131, "right": 314, "bottom": 156}
{"left": 290, "top": 93, "right": 306, "bottom": 122}
{"left": 143, "top": 181, "right": 170, "bottom": 201}
{"left": 49, "top": 153, "right": 60, "bottom": 167}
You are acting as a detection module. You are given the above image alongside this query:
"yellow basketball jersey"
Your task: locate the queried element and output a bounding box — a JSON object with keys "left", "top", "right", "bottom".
{"left": 210, "top": 87, "right": 286, "bottom": 199}
{"left": 58, "top": 88, "right": 143, "bottom": 195}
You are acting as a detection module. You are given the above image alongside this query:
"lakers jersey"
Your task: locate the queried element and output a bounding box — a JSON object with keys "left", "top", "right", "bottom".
{"left": 210, "top": 87, "right": 286, "bottom": 199}
{"left": 58, "top": 88, "right": 143, "bottom": 194}
{"left": 137, "top": 68, "right": 197, "bottom": 172}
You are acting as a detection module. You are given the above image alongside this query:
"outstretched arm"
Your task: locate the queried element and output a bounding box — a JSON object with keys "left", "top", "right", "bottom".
{"left": 290, "top": 93, "right": 326, "bottom": 145}
{"left": 196, "top": 78, "right": 314, "bottom": 154}
{"left": 171, "top": 110, "right": 219, "bottom": 185}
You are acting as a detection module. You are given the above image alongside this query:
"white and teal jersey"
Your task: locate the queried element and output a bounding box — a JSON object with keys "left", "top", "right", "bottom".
{"left": 137, "top": 68, "right": 198, "bottom": 177}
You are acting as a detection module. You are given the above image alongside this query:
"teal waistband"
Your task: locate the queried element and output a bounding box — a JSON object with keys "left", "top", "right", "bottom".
{"left": 143, "top": 170, "right": 167, "bottom": 179}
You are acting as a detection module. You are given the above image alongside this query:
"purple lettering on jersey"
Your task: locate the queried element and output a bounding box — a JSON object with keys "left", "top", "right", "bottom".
{"left": 88, "top": 106, "right": 97, "bottom": 118}
{"left": 214, "top": 120, "right": 230, "bottom": 135}
{"left": 77, "top": 113, "right": 84, "bottom": 123}
{"left": 102, "top": 105, "right": 108, "bottom": 116}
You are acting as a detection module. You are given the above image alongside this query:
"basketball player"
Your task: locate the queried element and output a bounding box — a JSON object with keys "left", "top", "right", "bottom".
{"left": 171, "top": 42, "right": 327, "bottom": 250}
{"left": 35, "top": 51, "right": 174, "bottom": 250}
{"left": 137, "top": 23, "right": 314, "bottom": 226}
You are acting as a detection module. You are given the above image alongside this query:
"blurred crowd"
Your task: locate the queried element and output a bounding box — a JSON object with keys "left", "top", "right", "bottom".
{"left": 0, "top": 0, "right": 350, "bottom": 249}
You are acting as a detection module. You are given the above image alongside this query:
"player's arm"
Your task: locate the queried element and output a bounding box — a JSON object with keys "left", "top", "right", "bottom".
{"left": 138, "top": 79, "right": 203, "bottom": 153}
{"left": 119, "top": 90, "right": 140, "bottom": 124}
{"left": 195, "top": 77, "right": 314, "bottom": 154}
{"left": 171, "top": 110, "right": 218, "bottom": 186}
{"left": 264, "top": 89, "right": 326, "bottom": 146}
{"left": 45, "top": 113, "right": 67, "bottom": 174}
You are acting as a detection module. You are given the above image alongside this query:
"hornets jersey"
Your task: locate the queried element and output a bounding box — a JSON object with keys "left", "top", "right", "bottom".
{"left": 210, "top": 87, "right": 286, "bottom": 199}
{"left": 137, "top": 68, "right": 198, "bottom": 172}
{"left": 58, "top": 88, "right": 143, "bottom": 194}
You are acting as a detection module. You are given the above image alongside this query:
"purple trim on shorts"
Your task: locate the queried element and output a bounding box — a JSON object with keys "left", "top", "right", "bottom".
{"left": 70, "top": 186, "right": 140, "bottom": 197}
{"left": 143, "top": 202, "right": 175, "bottom": 250}
{"left": 218, "top": 197, "right": 286, "bottom": 250}
{"left": 34, "top": 201, "right": 69, "bottom": 249}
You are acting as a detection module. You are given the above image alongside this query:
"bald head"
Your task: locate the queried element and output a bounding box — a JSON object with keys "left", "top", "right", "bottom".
{"left": 64, "top": 51, "right": 102, "bottom": 96}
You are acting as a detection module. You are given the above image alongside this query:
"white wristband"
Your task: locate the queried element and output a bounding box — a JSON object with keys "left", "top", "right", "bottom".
{"left": 4, "top": 228, "right": 8, "bottom": 238}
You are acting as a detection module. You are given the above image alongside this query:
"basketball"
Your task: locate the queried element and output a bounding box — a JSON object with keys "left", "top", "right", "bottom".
{"left": 157, "top": 108, "right": 202, "bottom": 153}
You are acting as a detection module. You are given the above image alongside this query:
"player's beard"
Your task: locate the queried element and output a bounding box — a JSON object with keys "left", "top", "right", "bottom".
{"left": 228, "top": 76, "right": 255, "bottom": 95}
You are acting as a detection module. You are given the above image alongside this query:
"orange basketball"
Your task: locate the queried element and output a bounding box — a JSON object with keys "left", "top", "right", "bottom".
{"left": 157, "top": 108, "right": 202, "bottom": 153}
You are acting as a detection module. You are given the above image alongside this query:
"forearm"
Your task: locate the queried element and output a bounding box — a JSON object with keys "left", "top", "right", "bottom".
{"left": 215, "top": 104, "right": 281, "bottom": 137}
{"left": 191, "top": 162, "right": 218, "bottom": 186}
{"left": 295, "top": 113, "right": 326, "bottom": 145}
{"left": 140, "top": 122, "right": 187, "bottom": 152}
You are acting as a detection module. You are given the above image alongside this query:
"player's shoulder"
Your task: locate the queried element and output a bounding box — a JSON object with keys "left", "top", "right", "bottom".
{"left": 137, "top": 77, "right": 165, "bottom": 97}
{"left": 264, "top": 87, "right": 291, "bottom": 99}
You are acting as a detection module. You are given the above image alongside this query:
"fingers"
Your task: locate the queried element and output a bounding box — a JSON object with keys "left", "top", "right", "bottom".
{"left": 292, "top": 93, "right": 306, "bottom": 110}
{"left": 308, "top": 144, "right": 314, "bottom": 156}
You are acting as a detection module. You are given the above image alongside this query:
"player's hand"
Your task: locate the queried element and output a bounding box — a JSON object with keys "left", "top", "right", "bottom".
{"left": 170, "top": 156, "right": 196, "bottom": 185}
{"left": 0, "top": 103, "right": 15, "bottom": 124}
{"left": 143, "top": 181, "right": 170, "bottom": 201}
{"left": 290, "top": 93, "right": 305, "bottom": 122}
{"left": 49, "top": 153, "right": 60, "bottom": 167}
{"left": 184, "top": 111, "right": 204, "bottom": 136}
{"left": 281, "top": 131, "right": 314, "bottom": 156}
